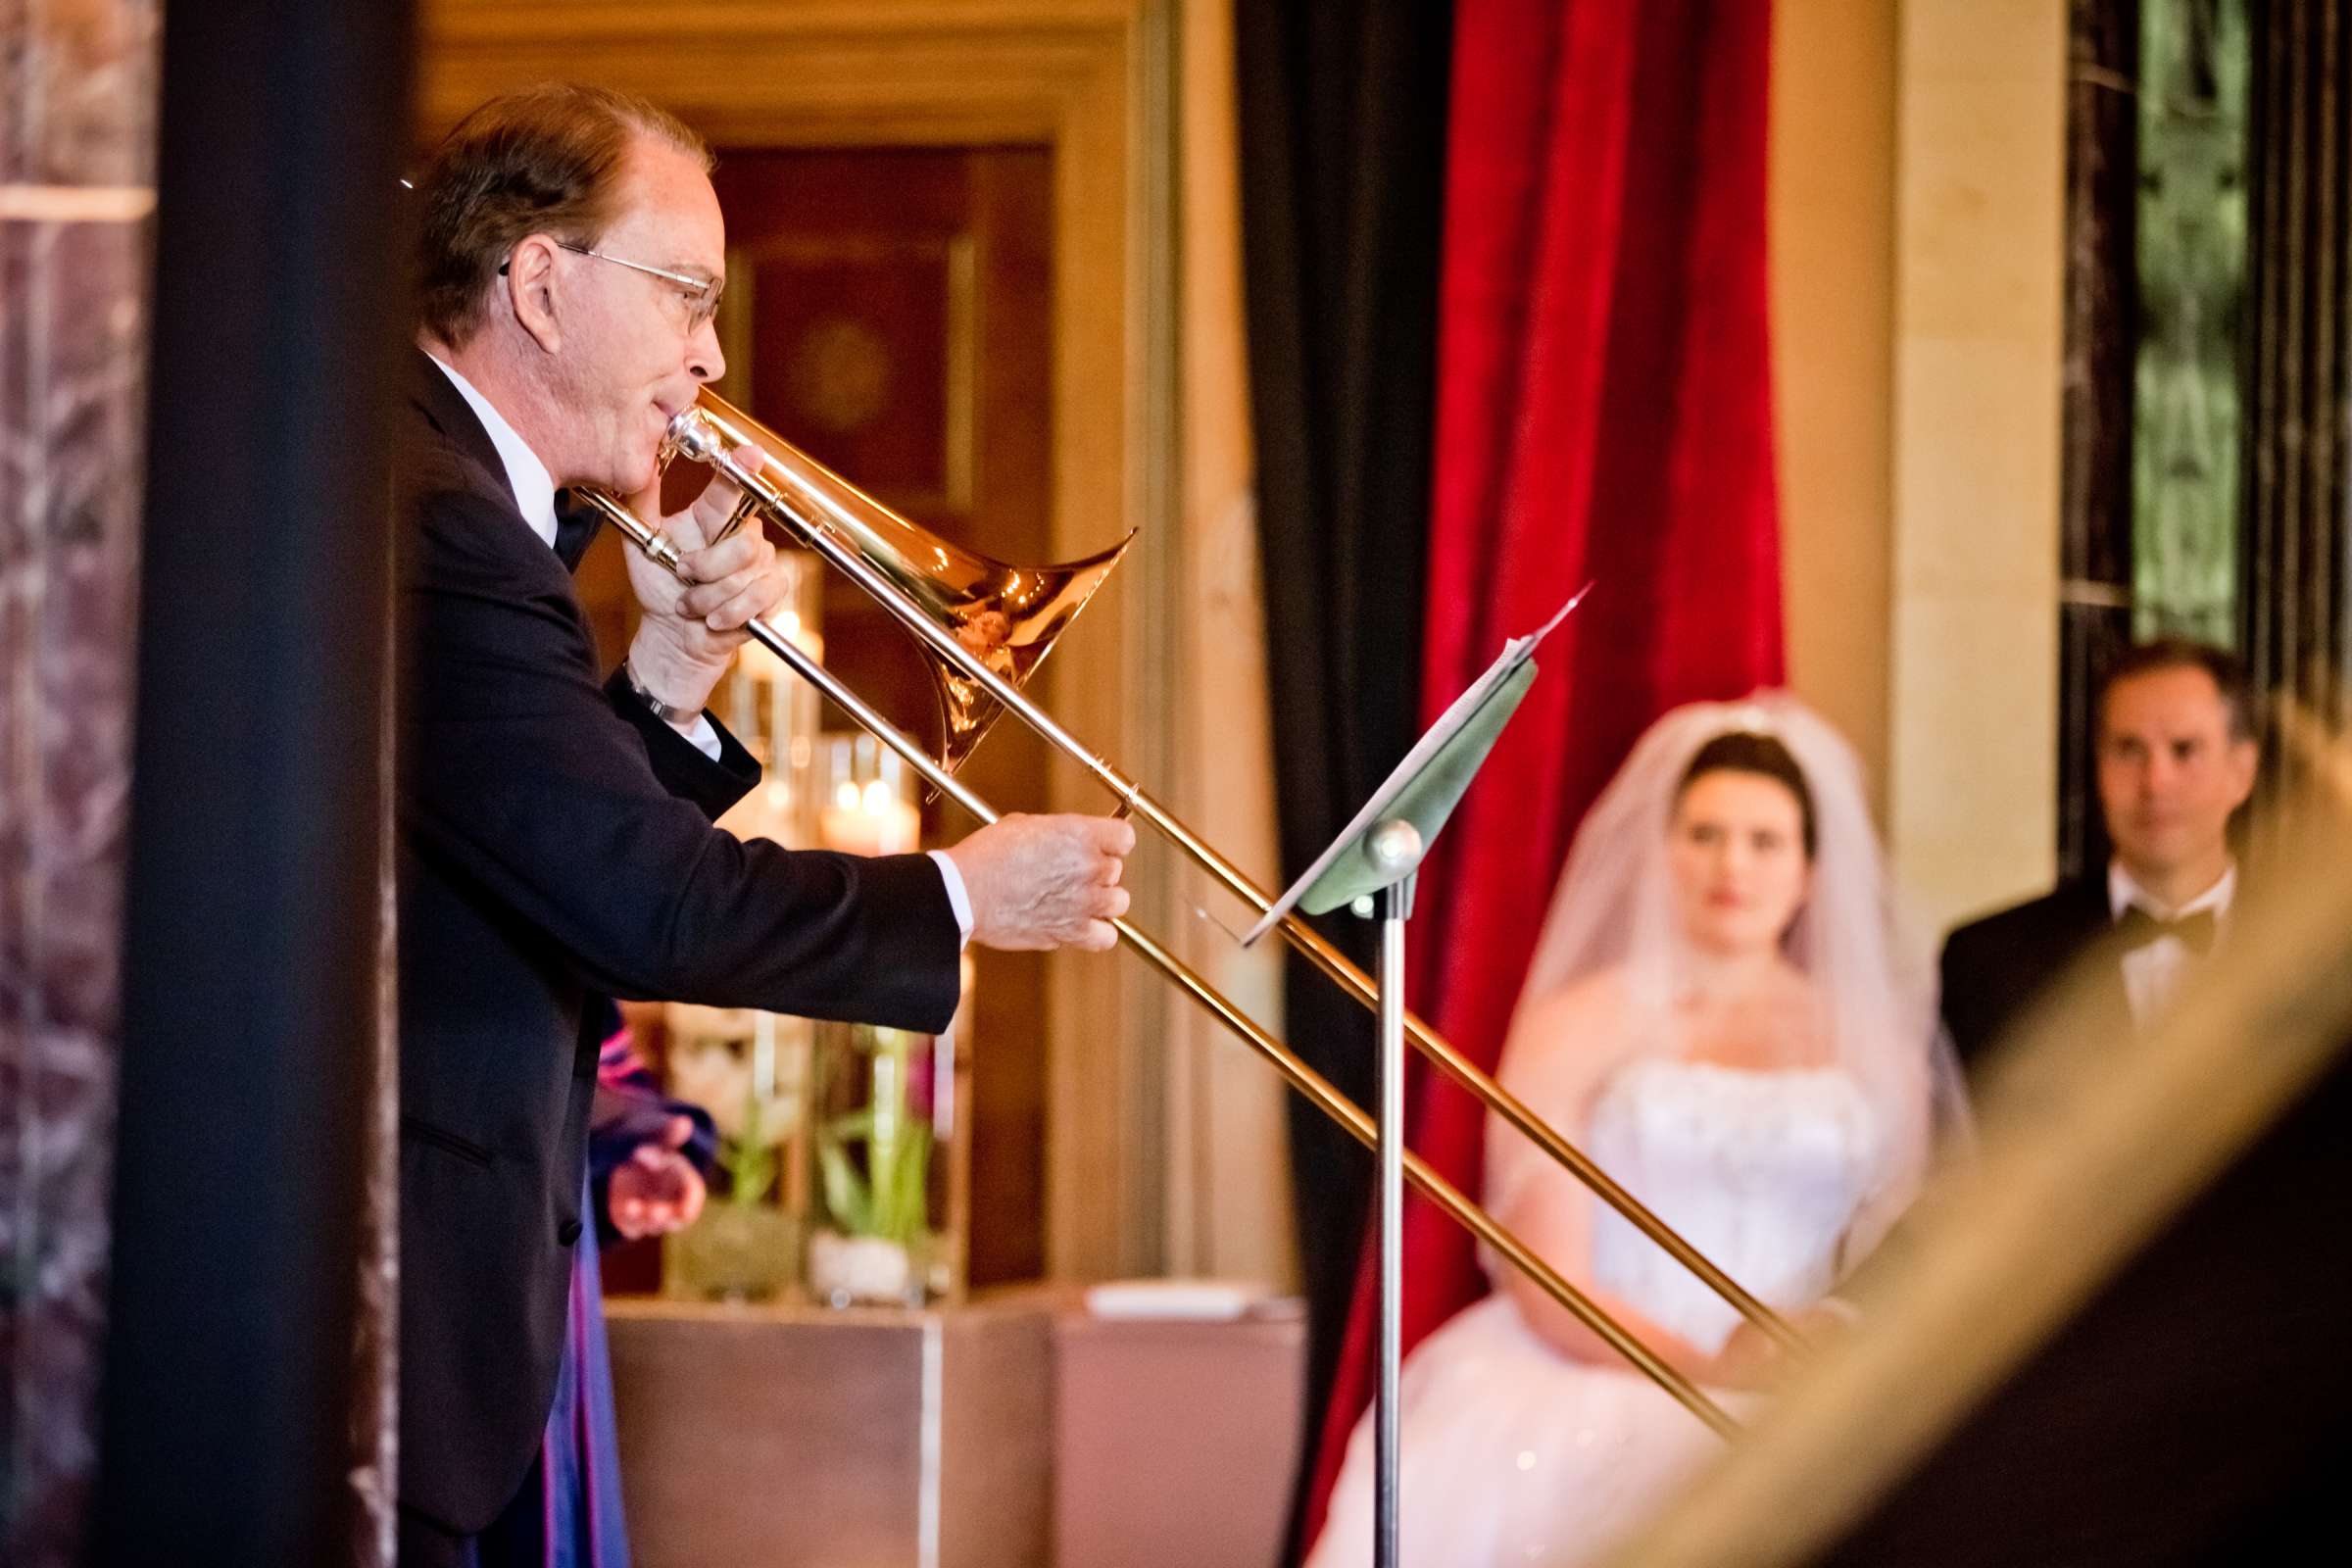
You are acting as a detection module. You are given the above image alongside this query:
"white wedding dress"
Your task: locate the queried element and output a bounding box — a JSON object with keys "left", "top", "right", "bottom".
{"left": 1307, "top": 1056, "right": 1884, "bottom": 1568}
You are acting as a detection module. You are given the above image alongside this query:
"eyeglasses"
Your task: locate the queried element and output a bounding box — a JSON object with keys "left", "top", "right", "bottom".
{"left": 501, "top": 241, "right": 724, "bottom": 331}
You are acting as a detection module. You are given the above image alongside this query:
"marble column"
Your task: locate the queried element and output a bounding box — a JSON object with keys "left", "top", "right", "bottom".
{"left": 2242, "top": 0, "right": 2351, "bottom": 729}
{"left": 2061, "top": 0, "right": 2261, "bottom": 874}
{"left": 2060, "top": 0, "right": 2141, "bottom": 880}
{"left": 0, "top": 4, "right": 163, "bottom": 1566}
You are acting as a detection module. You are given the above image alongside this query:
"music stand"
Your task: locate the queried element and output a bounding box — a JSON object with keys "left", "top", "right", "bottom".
{"left": 1244, "top": 588, "right": 1585, "bottom": 1568}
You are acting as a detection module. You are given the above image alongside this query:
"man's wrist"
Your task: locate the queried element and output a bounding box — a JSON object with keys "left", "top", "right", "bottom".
{"left": 620, "top": 657, "right": 706, "bottom": 729}
{"left": 928, "top": 849, "right": 975, "bottom": 948}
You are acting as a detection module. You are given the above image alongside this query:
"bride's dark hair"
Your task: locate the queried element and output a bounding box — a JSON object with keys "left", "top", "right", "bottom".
{"left": 1676, "top": 732, "right": 1818, "bottom": 857}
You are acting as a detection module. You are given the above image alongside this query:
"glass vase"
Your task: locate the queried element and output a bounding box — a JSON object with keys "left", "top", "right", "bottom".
{"left": 662, "top": 1004, "right": 813, "bottom": 1302}
{"left": 805, "top": 995, "right": 968, "bottom": 1307}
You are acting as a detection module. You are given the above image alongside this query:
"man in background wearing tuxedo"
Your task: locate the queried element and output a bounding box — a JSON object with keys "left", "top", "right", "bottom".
{"left": 396, "top": 83, "right": 1133, "bottom": 1566}
{"left": 1939, "top": 639, "right": 2260, "bottom": 1073}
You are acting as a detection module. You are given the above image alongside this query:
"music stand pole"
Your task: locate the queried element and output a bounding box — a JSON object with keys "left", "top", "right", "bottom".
{"left": 1363, "top": 820, "right": 1426, "bottom": 1568}
{"left": 1241, "top": 595, "right": 1577, "bottom": 1563}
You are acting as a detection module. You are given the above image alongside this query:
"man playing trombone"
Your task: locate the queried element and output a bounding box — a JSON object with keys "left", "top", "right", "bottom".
{"left": 393, "top": 80, "right": 1131, "bottom": 1567}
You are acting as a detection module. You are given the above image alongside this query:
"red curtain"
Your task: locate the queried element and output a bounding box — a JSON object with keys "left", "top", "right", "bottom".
{"left": 1300, "top": 0, "right": 1785, "bottom": 1546}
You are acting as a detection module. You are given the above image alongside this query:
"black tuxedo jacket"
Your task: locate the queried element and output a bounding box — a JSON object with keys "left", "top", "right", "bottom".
{"left": 1937, "top": 878, "right": 2132, "bottom": 1075}
{"left": 395, "top": 350, "right": 961, "bottom": 1532}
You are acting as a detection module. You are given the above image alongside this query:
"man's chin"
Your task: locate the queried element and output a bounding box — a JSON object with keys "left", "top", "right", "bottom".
{"left": 611, "top": 452, "right": 662, "bottom": 499}
{"left": 2118, "top": 838, "right": 2211, "bottom": 876}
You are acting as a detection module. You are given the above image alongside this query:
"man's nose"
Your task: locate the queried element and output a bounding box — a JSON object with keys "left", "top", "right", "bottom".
{"left": 689, "top": 317, "right": 724, "bottom": 383}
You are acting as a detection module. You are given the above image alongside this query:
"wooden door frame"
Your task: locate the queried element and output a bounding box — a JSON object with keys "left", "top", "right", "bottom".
{"left": 418, "top": 0, "right": 1180, "bottom": 1279}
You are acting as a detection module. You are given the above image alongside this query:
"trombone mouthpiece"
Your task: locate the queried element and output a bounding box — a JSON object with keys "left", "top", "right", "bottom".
{"left": 665, "top": 408, "right": 725, "bottom": 465}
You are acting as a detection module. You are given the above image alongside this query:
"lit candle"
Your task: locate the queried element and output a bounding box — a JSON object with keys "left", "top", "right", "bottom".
{"left": 818, "top": 776, "right": 920, "bottom": 857}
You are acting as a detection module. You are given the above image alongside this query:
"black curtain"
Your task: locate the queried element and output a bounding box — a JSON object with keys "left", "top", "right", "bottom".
{"left": 1233, "top": 0, "right": 1453, "bottom": 1539}
{"left": 97, "top": 2, "right": 413, "bottom": 1562}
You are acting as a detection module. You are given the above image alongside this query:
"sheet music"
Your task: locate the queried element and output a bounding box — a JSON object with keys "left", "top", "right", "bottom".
{"left": 1241, "top": 584, "right": 1591, "bottom": 946}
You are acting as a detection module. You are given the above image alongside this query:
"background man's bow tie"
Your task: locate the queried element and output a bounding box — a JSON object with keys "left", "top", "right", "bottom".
{"left": 2115, "top": 904, "right": 2219, "bottom": 956}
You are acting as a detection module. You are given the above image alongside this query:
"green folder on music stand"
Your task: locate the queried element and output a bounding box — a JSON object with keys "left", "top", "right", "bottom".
{"left": 1243, "top": 584, "right": 1583, "bottom": 937}
{"left": 1300, "top": 656, "right": 1535, "bottom": 915}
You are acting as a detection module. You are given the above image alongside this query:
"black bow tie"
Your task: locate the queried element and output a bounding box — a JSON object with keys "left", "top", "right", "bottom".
{"left": 553, "top": 493, "right": 601, "bottom": 571}
{"left": 2115, "top": 904, "right": 2219, "bottom": 956}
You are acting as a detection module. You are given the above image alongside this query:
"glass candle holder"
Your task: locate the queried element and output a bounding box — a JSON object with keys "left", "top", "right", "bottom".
{"left": 714, "top": 549, "right": 825, "bottom": 850}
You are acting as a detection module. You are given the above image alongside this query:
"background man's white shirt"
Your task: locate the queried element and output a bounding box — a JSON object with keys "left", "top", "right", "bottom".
{"left": 2108, "top": 859, "right": 2234, "bottom": 1029}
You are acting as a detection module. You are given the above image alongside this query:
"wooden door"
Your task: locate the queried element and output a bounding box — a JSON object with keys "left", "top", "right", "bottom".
{"left": 721, "top": 146, "right": 1056, "bottom": 1288}
{"left": 582, "top": 147, "right": 1060, "bottom": 1286}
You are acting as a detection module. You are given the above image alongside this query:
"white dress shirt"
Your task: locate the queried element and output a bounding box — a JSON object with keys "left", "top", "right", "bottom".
{"left": 427, "top": 353, "right": 561, "bottom": 548}
{"left": 424, "top": 354, "right": 972, "bottom": 944}
{"left": 2108, "top": 859, "right": 2234, "bottom": 1029}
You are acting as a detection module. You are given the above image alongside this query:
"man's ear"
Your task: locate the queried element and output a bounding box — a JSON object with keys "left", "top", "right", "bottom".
{"left": 2226, "top": 734, "right": 2261, "bottom": 808}
{"left": 504, "top": 234, "right": 564, "bottom": 353}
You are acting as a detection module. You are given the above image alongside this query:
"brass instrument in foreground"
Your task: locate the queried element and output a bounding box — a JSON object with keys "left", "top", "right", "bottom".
{"left": 578, "top": 387, "right": 1802, "bottom": 1435}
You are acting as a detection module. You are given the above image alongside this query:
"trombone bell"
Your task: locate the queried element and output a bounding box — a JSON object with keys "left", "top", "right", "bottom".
{"left": 664, "top": 387, "right": 1132, "bottom": 775}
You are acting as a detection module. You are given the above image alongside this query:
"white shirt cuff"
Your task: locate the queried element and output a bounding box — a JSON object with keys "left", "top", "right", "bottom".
{"left": 684, "top": 713, "right": 721, "bottom": 761}
{"left": 927, "top": 850, "right": 974, "bottom": 948}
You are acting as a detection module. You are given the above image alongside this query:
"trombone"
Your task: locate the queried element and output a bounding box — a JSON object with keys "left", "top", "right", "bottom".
{"left": 577, "top": 388, "right": 1801, "bottom": 1435}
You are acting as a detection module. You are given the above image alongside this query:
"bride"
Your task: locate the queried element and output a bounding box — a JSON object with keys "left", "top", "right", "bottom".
{"left": 1308, "top": 695, "right": 1953, "bottom": 1568}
